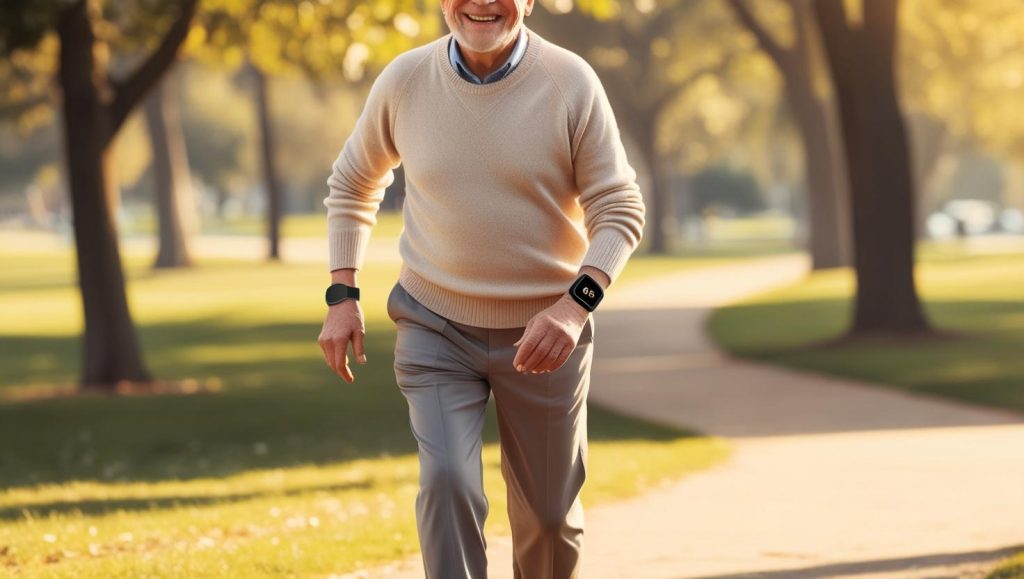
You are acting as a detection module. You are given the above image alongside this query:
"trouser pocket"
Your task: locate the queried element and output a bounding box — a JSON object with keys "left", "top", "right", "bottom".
{"left": 386, "top": 281, "right": 401, "bottom": 323}
{"left": 389, "top": 283, "right": 449, "bottom": 334}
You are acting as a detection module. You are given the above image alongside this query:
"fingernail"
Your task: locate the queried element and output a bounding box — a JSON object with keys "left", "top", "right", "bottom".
{"left": 359, "top": 355, "right": 367, "bottom": 363}
{"left": 516, "top": 365, "right": 523, "bottom": 372}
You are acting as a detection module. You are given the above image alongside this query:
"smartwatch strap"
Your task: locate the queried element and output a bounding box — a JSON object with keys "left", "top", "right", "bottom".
{"left": 326, "top": 283, "right": 360, "bottom": 305}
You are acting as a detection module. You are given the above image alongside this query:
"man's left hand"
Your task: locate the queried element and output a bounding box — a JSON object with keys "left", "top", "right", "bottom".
{"left": 513, "top": 295, "right": 590, "bottom": 374}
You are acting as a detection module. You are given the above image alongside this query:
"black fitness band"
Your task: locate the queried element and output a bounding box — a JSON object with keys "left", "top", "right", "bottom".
{"left": 325, "top": 283, "right": 360, "bottom": 305}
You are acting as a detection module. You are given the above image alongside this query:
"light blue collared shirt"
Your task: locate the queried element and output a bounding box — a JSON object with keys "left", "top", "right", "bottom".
{"left": 448, "top": 27, "right": 529, "bottom": 84}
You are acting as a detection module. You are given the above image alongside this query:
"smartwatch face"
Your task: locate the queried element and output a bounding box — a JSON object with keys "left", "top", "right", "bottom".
{"left": 569, "top": 274, "right": 604, "bottom": 311}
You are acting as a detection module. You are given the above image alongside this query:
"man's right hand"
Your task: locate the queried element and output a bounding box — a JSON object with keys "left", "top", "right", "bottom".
{"left": 318, "top": 299, "right": 368, "bottom": 384}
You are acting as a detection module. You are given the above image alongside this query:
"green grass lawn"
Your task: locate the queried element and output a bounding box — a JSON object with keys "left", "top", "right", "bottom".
{"left": 121, "top": 212, "right": 390, "bottom": 239}
{"left": 707, "top": 242, "right": 1024, "bottom": 414}
{"left": 988, "top": 552, "right": 1024, "bottom": 578}
{"left": 0, "top": 229, "right": 756, "bottom": 577}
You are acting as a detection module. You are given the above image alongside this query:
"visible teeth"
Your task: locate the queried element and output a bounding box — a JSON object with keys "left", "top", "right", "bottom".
{"left": 466, "top": 14, "right": 498, "bottom": 22}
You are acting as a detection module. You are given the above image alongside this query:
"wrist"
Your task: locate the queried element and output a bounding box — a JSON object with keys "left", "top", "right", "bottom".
{"left": 331, "top": 268, "right": 357, "bottom": 286}
{"left": 560, "top": 292, "right": 590, "bottom": 320}
{"left": 326, "top": 275, "right": 360, "bottom": 307}
{"left": 577, "top": 266, "right": 610, "bottom": 291}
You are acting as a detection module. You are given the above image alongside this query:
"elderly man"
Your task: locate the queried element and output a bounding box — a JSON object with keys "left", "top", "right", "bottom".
{"left": 318, "top": 0, "right": 645, "bottom": 576}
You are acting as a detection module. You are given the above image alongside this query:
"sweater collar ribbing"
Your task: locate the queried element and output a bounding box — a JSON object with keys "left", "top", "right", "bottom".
{"left": 436, "top": 26, "right": 543, "bottom": 96}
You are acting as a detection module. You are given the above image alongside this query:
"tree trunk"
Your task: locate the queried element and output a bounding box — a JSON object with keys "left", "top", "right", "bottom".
{"left": 252, "top": 65, "right": 282, "bottom": 261}
{"left": 727, "top": 0, "right": 851, "bottom": 269}
{"left": 630, "top": 111, "right": 674, "bottom": 254}
{"left": 144, "top": 69, "right": 196, "bottom": 269}
{"left": 787, "top": 73, "right": 851, "bottom": 269}
{"left": 813, "top": 0, "right": 931, "bottom": 336}
{"left": 57, "top": 1, "right": 152, "bottom": 390}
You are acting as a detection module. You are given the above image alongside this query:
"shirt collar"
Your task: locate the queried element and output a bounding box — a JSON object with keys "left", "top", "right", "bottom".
{"left": 448, "top": 27, "right": 529, "bottom": 85}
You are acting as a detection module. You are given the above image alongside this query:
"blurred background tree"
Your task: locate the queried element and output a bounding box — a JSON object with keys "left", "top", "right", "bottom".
{"left": 144, "top": 68, "right": 197, "bottom": 269}
{"left": 0, "top": 0, "right": 198, "bottom": 390}
{"left": 191, "top": 0, "right": 439, "bottom": 260}
{"left": 0, "top": 0, "right": 440, "bottom": 392}
{"left": 900, "top": 0, "right": 1024, "bottom": 236}
{"left": 725, "top": 0, "right": 851, "bottom": 270}
{"left": 689, "top": 165, "right": 765, "bottom": 216}
{"left": 813, "top": 0, "right": 931, "bottom": 337}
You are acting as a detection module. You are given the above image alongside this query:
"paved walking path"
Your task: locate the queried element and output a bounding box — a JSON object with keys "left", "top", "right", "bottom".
{"left": 347, "top": 253, "right": 1024, "bottom": 579}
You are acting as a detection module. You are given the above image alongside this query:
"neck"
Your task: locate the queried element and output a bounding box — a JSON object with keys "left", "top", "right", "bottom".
{"left": 457, "top": 28, "right": 520, "bottom": 79}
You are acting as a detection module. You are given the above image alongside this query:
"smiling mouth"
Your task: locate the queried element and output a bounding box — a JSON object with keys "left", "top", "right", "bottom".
{"left": 464, "top": 13, "right": 501, "bottom": 23}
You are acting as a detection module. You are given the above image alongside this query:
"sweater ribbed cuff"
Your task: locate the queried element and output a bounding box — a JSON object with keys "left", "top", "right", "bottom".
{"left": 579, "top": 227, "right": 637, "bottom": 286}
{"left": 328, "top": 227, "right": 372, "bottom": 271}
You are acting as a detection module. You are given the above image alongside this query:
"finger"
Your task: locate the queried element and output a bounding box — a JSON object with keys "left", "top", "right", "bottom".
{"left": 547, "top": 343, "right": 573, "bottom": 372}
{"left": 352, "top": 328, "right": 368, "bottom": 364}
{"left": 341, "top": 352, "right": 354, "bottom": 383}
{"left": 521, "top": 332, "right": 557, "bottom": 373}
{"left": 321, "top": 338, "right": 339, "bottom": 374}
{"left": 513, "top": 320, "right": 532, "bottom": 347}
{"left": 537, "top": 342, "right": 569, "bottom": 373}
{"left": 513, "top": 327, "right": 538, "bottom": 369}
{"left": 319, "top": 337, "right": 332, "bottom": 369}
{"left": 334, "top": 338, "right": 354, "bottom": 383}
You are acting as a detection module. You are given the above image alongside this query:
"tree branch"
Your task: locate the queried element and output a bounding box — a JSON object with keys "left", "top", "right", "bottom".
{"left": 726, "top": 0, "right": 792, "bottom": 69}
{"left": 787, "top": 0, "right": 811, "bottom": 59}
{"left": 105, "top": 0, "right": 197, "bottom": 142}
{"left": 652, "top": 51, "right": 739, "bottom": 112}
{"left": 0, "top": 93, "right": 50, "bottom": 120}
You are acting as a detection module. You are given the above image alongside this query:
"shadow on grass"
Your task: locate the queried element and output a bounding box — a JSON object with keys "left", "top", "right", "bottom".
{"left": 0, "top": 479, "right": 377, "bottom": 521}
{"left": 0, "top": 316, "right": 694, "bottom": 492}
{"left": 707, "top": 296, "right": 1024, "bottom": 413}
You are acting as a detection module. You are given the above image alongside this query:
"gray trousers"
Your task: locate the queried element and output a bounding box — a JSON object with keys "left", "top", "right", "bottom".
{"left": 386, "top": 281, "right": 594, "bottom": 579}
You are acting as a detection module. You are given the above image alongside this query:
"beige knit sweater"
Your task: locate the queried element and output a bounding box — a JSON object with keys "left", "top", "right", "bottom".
{"left": 325, "top": 26, "right": 646, "bottom": 328}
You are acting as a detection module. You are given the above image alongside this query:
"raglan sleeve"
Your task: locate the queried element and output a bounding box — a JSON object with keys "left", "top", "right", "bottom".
{"left": 570, "top": 62, "right": 646, "bottom": 287}
{"left": 323, "top": 62, "right": 404, "bottom": 272}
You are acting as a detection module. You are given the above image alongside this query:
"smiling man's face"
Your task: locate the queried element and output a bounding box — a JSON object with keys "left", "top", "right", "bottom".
{"left": 441, "top": 0, "right": 534, "bottom": 58}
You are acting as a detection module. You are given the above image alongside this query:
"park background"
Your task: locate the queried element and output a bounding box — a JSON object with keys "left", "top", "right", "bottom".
{"left": 1, "top": 0, "right": 1023, "bottom": 577}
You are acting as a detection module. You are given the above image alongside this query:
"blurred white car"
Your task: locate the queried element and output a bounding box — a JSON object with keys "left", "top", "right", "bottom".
{"left": 925, "top": 199, "right": 1022, "bottom": 237}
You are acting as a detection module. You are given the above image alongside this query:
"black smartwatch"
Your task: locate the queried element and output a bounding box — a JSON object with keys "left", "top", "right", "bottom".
{"left": 567, "top": 273, "right": 604, "bottom": 312}
{"left": 325, "top": 283, "right": 360, "bottom": 306}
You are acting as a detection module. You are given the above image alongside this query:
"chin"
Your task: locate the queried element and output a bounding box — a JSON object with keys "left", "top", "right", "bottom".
{"left": 452, "top": 37, "right": 489, "bottom": 51}
{"left": 457, "top": 31, "right": 511, "bottom": 53}
{"left": 462, "top": 39, "right": 503, "bottom": 53}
